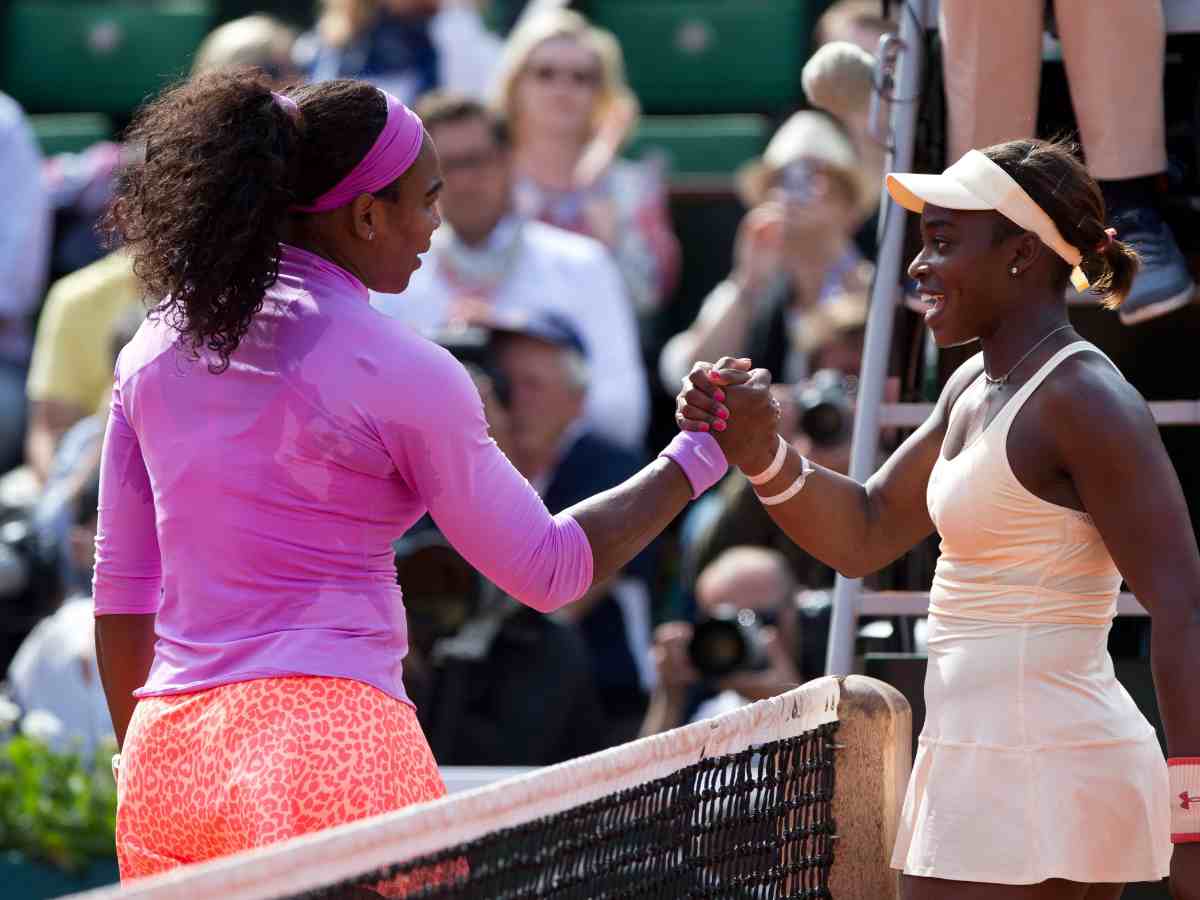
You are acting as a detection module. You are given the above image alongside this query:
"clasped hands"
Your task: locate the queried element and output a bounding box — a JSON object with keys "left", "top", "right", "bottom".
{"left": 675, "top": 357, "right": 782, "bottom": 476}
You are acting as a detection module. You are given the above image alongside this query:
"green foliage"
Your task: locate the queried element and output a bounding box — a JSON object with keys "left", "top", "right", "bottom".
{"left": 0, "top": 713, "right": 117, "bottom": 874}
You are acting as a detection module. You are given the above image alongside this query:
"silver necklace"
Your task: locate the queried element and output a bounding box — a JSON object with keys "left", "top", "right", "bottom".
{"left": 983, "top": 323, "right": 1072, "bottom": 386}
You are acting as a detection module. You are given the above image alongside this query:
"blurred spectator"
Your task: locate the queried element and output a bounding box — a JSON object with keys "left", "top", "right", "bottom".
{"left": 6, "top": 473, "right": 111, "bottom": 757}
{"left": 0, "top": 92, "right": 52, "bottom": 474}
{"left": 295, "top": 0, "right": 502, "bottom": 104}
{"left": 658, "top": 111, "right": 872, "bottom": 391}
{"left": 194, "top": 13, "right": 302, "bottom": 83}
{"left": 494, "top": 9, "right": 680, "bottom": 314}
{"left": 24, "top": 15, "right": 300, "bottom": 484}
{"left": 371, "top": 92, "right": 648, "bottom": 450}
{"left": 487, "top": 315, "right": 656, "bottom": 743}
{"left": 640, "top": 547, "right": 811, "bottom": 737}
{"left": 398, "top": 530, "right": 609, "bottom": 766}
{"left": 940, "top": 0, "right": 1192, "bottom": 323}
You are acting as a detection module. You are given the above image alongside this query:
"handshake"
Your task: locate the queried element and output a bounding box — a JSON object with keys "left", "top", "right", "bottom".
{"left": 673, "top": 356, "right": 785, "bottom": 477}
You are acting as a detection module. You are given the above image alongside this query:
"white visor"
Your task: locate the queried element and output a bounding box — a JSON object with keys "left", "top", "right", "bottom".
{"left": 887, "top": 149, "right": 1089, "bottom": 291}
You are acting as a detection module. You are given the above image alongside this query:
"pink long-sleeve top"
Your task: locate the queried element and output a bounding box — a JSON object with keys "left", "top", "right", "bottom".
{"left": 93, "top": 244, "right": 594, "bottom": 704}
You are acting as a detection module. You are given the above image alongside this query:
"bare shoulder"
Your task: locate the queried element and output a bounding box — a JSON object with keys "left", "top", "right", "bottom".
{"left": 1036, "top": 350, "right": 1156, "bottom": 446}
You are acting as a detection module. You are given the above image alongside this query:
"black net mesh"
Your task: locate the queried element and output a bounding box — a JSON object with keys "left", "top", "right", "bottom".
{"left": 285, "top": 722, "right": 839, "bottom": 900}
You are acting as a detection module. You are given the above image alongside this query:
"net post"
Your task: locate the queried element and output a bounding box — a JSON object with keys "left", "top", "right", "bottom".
{"left": 828, "top": 675, "right": 912, "bottom": 900}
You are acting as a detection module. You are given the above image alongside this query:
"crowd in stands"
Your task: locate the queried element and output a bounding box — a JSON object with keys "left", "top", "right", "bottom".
{"left": 0, "top": 0, "right": 1194, "bottom": 766}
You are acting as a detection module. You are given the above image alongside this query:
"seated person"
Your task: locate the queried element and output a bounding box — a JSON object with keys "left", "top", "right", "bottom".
{"left": 294, "top": 0, "right": 502, "bottom": 104}
{"left": 397, "top": 529, "right": 609, "bottom": 767}
{"left": 485, "top": 313, "right": 657, "bottom": 744}
{"left": 6, "top": 471, "right": 111, "bottom": 757}
{"left": 640, "top": 546, "right": 832, "bottom": 737}
{"left": 658, "top": 111, "right": 873, "bottom": 391}
{"left": 372, "top": 92, "right": 648, "bottom": 451}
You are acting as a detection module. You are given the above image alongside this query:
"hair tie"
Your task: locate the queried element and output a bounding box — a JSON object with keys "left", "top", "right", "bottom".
{"left": 271, "top": 91, "right": 299, "bottom": 121}
{"left": 1095, "top": 227, "right": 1117, "bottom": 253}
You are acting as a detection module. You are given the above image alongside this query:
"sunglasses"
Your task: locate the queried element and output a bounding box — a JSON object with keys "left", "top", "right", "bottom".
{"left": 527, "top": 63, "right": 601, "bottom": 88}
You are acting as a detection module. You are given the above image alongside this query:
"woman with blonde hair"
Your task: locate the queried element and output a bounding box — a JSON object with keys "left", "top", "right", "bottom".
{"left": 294, "top": 0, "right": 501, "bottom": 104}
{"left": 493, "top": 9, "right": 679, "bottom": 314}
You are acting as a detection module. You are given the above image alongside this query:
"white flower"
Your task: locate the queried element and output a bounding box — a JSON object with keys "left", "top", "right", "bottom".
{"left": 0, "top": 696, "right": 19, "bottom": 729}
{"left": 20, "top": 709, "right": 64, "bottom": 743}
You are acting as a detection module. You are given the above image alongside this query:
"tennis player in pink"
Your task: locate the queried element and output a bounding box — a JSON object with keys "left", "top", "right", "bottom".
{"left": 676, "top": 139, "right": 1200, "bottom": 900}
{"left": 93, "top": 71, "right": 735, "bottom": 886}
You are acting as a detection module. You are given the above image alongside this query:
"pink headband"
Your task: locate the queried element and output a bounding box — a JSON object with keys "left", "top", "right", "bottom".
{"left": 292, "top": 90, "right": 425, "bottom": 214}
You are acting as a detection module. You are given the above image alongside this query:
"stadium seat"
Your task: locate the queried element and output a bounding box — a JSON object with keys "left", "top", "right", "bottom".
{"left": 583, "top": 0, "right": 833, "bottom": 114}
{"left": 30, "top": 112, "right": 114, "bottom": 156}
{"left": 624, "top": 114, "right": 769, "bottom": 181}
{"left": 0, "top": 1, "right": 216, "bottom": 117}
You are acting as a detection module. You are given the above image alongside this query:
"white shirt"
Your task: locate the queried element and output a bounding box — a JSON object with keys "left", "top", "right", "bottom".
{"left": 8, "top": 597, "right": 113, "bottom": 756}
{"left": 372, "top": 219, "right": 650, "bottom": 450}
{"left": 0, "top": 92, "right": 51, "bottom": 362}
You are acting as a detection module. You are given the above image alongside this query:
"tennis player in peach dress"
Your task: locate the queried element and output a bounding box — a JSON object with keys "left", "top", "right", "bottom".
{"left": 676, "top": 139, "right": 1200, "bottom": 900}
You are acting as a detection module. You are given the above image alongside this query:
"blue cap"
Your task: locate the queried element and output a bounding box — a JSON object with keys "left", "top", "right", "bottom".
{"left": 484, "top": 310, "right": 589, "bottom": 360}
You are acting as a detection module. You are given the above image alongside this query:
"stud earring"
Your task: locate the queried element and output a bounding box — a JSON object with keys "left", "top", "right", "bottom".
{"left": 1010, "top": 266, "right": 1018, "bottom": 275}
{"left": 367, "top": 228, "right": 375, "bottom": 241}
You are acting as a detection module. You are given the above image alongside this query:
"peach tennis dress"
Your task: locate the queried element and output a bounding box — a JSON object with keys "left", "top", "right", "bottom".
{"left": 891, "top": 342, "right": 1172, "bottom": 884}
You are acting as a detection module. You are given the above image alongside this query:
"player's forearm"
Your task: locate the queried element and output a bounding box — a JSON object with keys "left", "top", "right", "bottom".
{"left": 95, "top": 614, "right": 157, "bottom": 749}
{"left": 568, "top": 458, "right": 692, "bottom": 585}
{"left": 1150, "top": 601, "right": 1200, "bottom": 757}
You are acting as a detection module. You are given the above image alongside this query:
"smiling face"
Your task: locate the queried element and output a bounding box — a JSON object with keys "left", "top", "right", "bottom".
{"left": 909, "top": 204, "right": 1025, "bottom": 347}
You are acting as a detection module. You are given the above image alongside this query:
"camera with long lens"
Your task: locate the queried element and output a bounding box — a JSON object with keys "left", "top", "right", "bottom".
{"left": 431, "top": 325, "right": 511, "bottom": 408}
{"left": 793, "top": 369, "right": 855, "bottom": 447}
{"left": 393, "top": 529, "right": 482, "bottom": 645}
{"left": 0, "top": 512, "right": 63, "bottom": 670}
{"left": 688, "top": 605, "right": 771, "bottom": 679}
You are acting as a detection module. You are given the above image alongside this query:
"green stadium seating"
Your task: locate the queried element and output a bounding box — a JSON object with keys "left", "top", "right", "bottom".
{"left": 583, "top": 0, "right": 832, "bottom": 115}
{"left": 624, "top": 114, "right": 768, "bottom": 180}
{"left": 30, "top": 112, "right": 115, "bottom": 156}
{"left": 0, "top": 1, "right": 216, "bottom": 117}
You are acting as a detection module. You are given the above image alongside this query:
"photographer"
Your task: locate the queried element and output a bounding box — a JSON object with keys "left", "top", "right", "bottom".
{"left": 396, "top": 529, "right": 609, "bottom": 767}
{"left": 640, "top": 546, "right": 832, "bottom": 736}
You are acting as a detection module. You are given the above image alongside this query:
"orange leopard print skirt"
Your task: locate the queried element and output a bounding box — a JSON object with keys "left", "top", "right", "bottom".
{"left": 116, "top": 676, "right": 456, "bottom": 894}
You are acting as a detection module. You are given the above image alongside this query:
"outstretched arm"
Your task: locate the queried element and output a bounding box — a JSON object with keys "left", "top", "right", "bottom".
{"left": 676, "top": 357, "right": 985, "bottom": 577}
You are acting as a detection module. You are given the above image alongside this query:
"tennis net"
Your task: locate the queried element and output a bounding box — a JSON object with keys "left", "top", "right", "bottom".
{"left": 69, "top": 675, "right": 910, "bottom": 900}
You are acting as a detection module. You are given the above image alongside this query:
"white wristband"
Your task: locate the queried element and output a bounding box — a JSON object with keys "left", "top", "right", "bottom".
{"left": 746, "top": 435, "right": 788, "bottom": 485}
{"left": 1170, "top": 757, "right": 1200, "bottom": 843}
{"left": 758, "top": 456, "right": 815, "bottom": 506}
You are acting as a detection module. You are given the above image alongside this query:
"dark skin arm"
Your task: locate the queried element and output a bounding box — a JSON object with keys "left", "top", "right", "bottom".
{"left": 1037, "top": 359, "right": 1200, "bottom": 899}
{"left": 95, "top": 614, "right": 156, "bottom": 749}
{"left": 676, "top": 357, "right": 985, "bottom": 578}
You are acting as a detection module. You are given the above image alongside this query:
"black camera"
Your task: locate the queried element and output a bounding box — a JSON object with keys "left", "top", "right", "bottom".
{"left": 431, "top": 325, "right": 511, "bottom": 409}
{"left": 688, "top": 605, "right": 771, "bottom": 679}
{"left": 794, "top": 369, "right": 855, "bottom": 447}
{"left": 393, "top": 529, "right": 483, "bottom": 643}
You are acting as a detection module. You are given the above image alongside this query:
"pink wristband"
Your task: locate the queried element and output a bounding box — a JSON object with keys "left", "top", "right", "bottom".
{"left": 1170, "top": 757, "right": 1200, "bottom": 843}
{"left": 659, "top": 431, "right": 728, "bottom": 499}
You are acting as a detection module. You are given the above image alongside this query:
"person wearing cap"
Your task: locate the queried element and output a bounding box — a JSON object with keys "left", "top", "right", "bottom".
{"left": 676, "top": 138, "right": 1200, "bottom": 897}
{"left": 657, "top": 110, "right": 873, "bottom": 393}
{"left": 90, "top": 72, "right": 742, "bottom": 882}
{"left": 487, "top": 311, "right": 657, "bottom": 744}
{"left": 370, "top": 91, "right": 649, "bottom": 452}
{"left": 939, "top": 0, "right": 1193, "bottom": 325}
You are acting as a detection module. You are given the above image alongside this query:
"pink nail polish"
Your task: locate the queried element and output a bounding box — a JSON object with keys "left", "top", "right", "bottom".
{"left": 698, "top": 421, "right": 710, "bottom": 432}
{"left": 713, "top": 419, "right": 727, "bottom": 432}
{"left": 715, "top": 390, "right": 726, "bottom": 402}
{"left": 717, "top": 407, "right": 729, "bottom": 420}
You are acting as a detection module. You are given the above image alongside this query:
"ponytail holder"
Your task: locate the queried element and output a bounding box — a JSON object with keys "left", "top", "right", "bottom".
{"left": 271, "top": 91, "right": 299, "bottom": 121}
{"left": 1095, "top": 227, "right": 1117, "bottom": 253}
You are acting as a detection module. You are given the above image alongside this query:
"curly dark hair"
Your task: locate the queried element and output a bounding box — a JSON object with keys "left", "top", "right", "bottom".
{"left": 104, "top": 71, "right": 387, "bottom": 371}
{"left": 985, "top": 138, "right": 1140, "bottom": 309}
